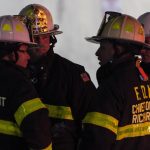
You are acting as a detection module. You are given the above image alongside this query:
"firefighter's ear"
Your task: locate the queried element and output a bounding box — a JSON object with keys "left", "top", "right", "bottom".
{"left": 115, "top": 44, "right": 124, "bottom": 54}
{"left": 113, "top": 42, "right": 126, "bottom": 57}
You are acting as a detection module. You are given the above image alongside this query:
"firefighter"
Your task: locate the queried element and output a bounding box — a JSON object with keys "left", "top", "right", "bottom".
{"left": 0, "top": 15, "right": 52, "bottom": 150}
{"left": 138, "top": 12, "right": 150, "bottom": 74}
{"left": 18, "top": 4, "right": 97, "bottom": 150}
{"left": 78, "top": 12, "right": 150, "bottom": 150}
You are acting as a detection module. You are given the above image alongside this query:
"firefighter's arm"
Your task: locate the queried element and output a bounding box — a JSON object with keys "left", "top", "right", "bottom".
{"left": 10, "top": 71, "right": 52, "bottom": 149}
{"left": 79, "top": 112, "right": 118, "bottom": 150}
{"left": 79, "top": 124, "right": 116, "bottom": 150}
{"left": 79, "top": 82, "right": 121, "bottom": 150}
{"left": 70, "top": 66, "right": 97, "bottom": 121}
{"left": 14, "top": 98, "right": 52, "bottom": 150}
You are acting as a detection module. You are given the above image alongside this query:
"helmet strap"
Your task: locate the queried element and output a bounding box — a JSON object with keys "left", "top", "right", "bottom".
{"left": 135, "top": 56, "right": 148, "bottom": 81}
{"left": 50, "top": 35, "right": 57, "bottom": 49}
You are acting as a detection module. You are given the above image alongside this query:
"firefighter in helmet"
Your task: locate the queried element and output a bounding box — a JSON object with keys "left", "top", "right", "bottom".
{"left": 138, "top": 12, "right": 150, "bottom": 75}
{"left": 18, "top": 4, "right": 97, "bottom": 150}
{"left": 0, "top": 15, "right": 52, "bottom": 150}
{"left": 79, "top": 12, "right": 150, "bottom": 150}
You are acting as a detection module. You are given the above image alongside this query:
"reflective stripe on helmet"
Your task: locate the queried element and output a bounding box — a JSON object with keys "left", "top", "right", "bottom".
{"left": 0, "top": 120, "right": 22, "bottom": 137}
{"left": 83, "top": 112, "right": 118, "bottom": 134}
{"left": 46, "top": 104, "right": 73, "bottom": 120}
{"left": 14, "top": 98, "right": 46, "bottom": 126}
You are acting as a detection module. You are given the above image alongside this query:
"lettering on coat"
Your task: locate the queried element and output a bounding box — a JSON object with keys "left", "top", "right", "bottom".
{"left": 132, "top": 84, "right": 150, "bottom": 123}
{"left": 0, "top": 96, "right": 6, "bottom": 107}
{"left": 134, "top": 85, "right": 150, "bottom": 100}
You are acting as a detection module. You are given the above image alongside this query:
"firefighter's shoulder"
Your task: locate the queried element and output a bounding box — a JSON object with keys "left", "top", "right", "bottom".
{"left": 55, "top": 54, "right": 91, "bottom": 82}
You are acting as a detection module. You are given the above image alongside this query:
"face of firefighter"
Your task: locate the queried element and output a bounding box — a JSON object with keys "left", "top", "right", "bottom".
{"left": 95, "top": 40, "right": 115, "bottom": 66}
{"left": 34, "top": 34, "right": 50, "bottom": 55}
{"left": 141, "top": 49, "right": 150, "bottom": 63}
{"left": 15, "top": 44, "right": 30, "bottom": 68}
{"left": 28, "top": 34, "right": 50, "bottom": 63}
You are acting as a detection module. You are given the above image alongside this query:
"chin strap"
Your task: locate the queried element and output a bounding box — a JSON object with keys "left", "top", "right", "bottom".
{"left": 50, "top": 34, "right": 57, "bottom": 49}
{"left": 135, "top": 55, "right": 148, "bottom": 81}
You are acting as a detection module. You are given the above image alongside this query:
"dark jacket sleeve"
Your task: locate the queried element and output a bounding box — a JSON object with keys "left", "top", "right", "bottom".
{"left": 21, "top": 109, "right": 52, "bottom": 149}
{"left": 69, "top": 65, "right": 97, "bottom": 121}
{"left": 11, "top": 73, "right": 52, "bottom": 149}
{"left": 78, "top": 79, "right": 122, "bottom": 150}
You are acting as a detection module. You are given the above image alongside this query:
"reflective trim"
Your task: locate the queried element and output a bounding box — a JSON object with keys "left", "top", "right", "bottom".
{"left": 46, "top": 105, "right": 73, "bottom": 120}
{"left": 15, "top": 98, "right": 46, "bottom": 126}
{"left": 42, "top": 143, "right": 52, "bottom": 150}
{"left": 112, "top": 22, "right": 121, "bottom": 30}
{"left": 0, "top": 120, "right": 22, "bottom": 137}
{"left": 117, "top": 122, "right": 150, "bottom": 140}
{"left": 2, "top": 24, "right": 12, "bottom": 31}
{"left": 83, "top": 112, "right": 118, "bottom": 134}
{"left": 30, "top": 143, "right": 52, "bottom": 150}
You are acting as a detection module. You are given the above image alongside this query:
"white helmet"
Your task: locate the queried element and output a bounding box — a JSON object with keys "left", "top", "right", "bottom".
{"left": 19, "top": 4, "right": 62, "bottom": 36}
{"left": 138, "top": 12, "right": 150, "bottom": 44}
{"left": 86, "top": 11, "right": 149, "bottom": 48}
{"left": 0, "top": 15, "right": 37, "bottom": 46}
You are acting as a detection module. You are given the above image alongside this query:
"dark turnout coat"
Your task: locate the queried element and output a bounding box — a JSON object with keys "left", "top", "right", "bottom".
{"left": 29, "top": 53, "right": 97, "bottom": 150}
{"left": 79, "top": 56, "right": 150, "bottom": 150}
{"left": 0, "top": 60, "right": 52, "bottom": 150}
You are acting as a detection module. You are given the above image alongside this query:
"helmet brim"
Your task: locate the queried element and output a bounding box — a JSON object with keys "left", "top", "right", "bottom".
{"left": 0, "top": 40, "right": 39, "bottom": 48}
{"left": 33, "top": 30, "right": 63, "bottom": 36}
{"left": 33, "top": 24, "right": 63, "bottom": 36}
{"left": 85, "top": 36, "right": 150, "bottom": 50}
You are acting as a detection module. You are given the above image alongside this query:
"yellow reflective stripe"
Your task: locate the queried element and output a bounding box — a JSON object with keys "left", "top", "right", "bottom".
{"left": 83, "top": 112, "right": 118, "bottom": 134}
{"left": 2, "top": 24, "right": 12, "bottom": 31}
{"left": 0, "top": 120, "right": 22, "bottom": 137}
{"left": 138, "top": 26, "right": 144, "bottom": 35}
{"left": 42, "top": 143, "right": 52, "bottom": 150}
{"left": 112, "top": 22, "right": 120, "bottom": 30}
{"left": 16, "top": 24, "right": 24, "bottom": 32}
{"left": 125, "top": 24, "right": 133, "bottom": 32}
{"left": 30, "top": 143, "right": 52, "bottom": 150}
{"left": 46, "top": 104, "right": 73, "bottom": 120}
{"left": 15, "top": 98, "right": 46, "bottom": 126}
{"left": 117, "top": 122, "right": 150, "bottom": 140}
